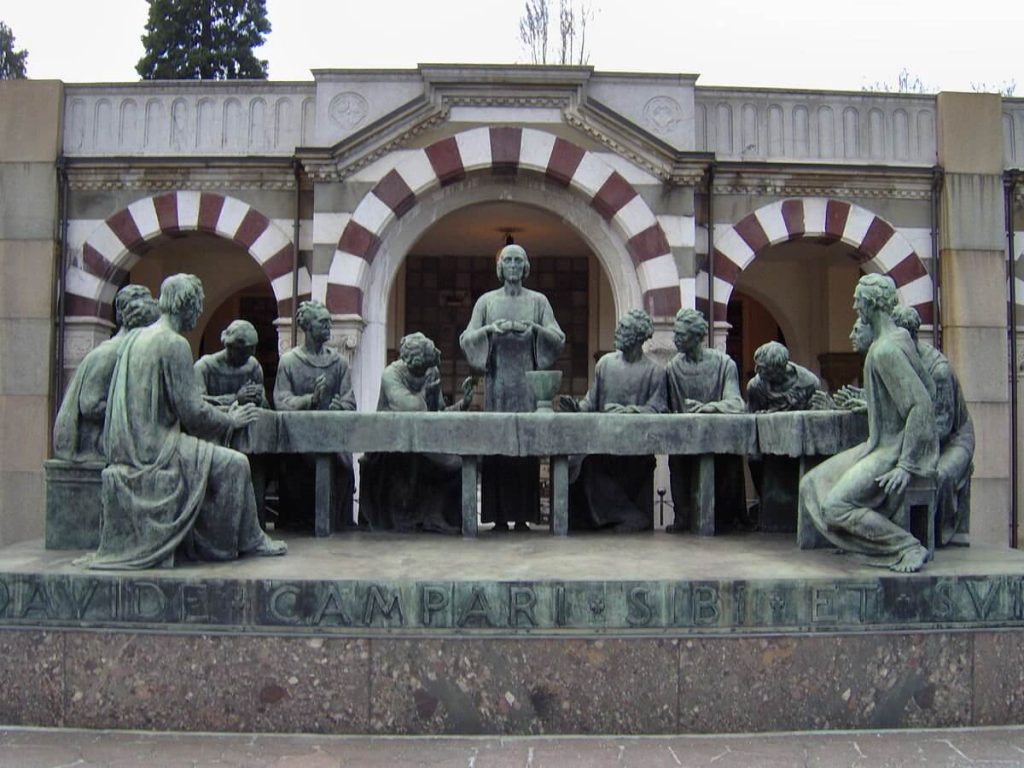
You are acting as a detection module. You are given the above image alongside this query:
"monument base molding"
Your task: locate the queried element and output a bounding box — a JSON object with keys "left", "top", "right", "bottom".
{"left": 1, "top": 626, "right": 1021, "bottom": 734}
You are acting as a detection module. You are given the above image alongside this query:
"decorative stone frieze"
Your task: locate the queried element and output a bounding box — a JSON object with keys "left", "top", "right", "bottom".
{"left": 695, "top": 89, "right": 937, "bottom": 166}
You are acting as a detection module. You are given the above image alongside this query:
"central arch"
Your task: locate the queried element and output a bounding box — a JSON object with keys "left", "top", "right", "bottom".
{"left": 325, "top": 126, "right": 681, "bottom": 320}
{"left": 349, "top": 174, "right": 650, "bottom": 412}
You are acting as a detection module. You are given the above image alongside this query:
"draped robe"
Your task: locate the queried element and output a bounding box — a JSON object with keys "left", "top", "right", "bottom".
{"left": 746, "top": 362, "right": 821, "bottom": 531}
{"left": 195, "top": 351, "right": 271, "bottom": 527}
{"left": 360, "top": 360, "right": 462, "bottom": 533}
{"left": 194, "top": 352, "right": 269, "bottom": 408}
{"left": 53, "top": 333, "right": 125, "bottom": 462}
{"left": 799, "top": 327, "right": 938, "bottom": 563}
{"left": 460, "top": 287, "right": 565, "bottom": 525}
{"left": 569, "top": 351, "right": 667, "bottom": 531}
{"left": 918, "top": 342, "right": 974, "bottom": 546}
{"left": 665, "top": 348, "right": 747, "bottom": 532}
{"left": 746, "top": 363, "right": 819, "bottom": 413}
{"left": 87, "top": 324, "right": 267, "bottom": 569}
{"left": 273, "top": 346, "right": 356, "bottom": 529}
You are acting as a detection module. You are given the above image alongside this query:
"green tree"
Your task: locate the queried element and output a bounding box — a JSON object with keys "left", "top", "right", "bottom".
{"left": 136, "top": 0, "right": 271, "bottom": 80}
{"left": 0, "top": 21, "right": 29, "bottom": 79}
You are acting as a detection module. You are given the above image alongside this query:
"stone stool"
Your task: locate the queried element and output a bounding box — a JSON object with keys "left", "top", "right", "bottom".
{"left": 44, "top": 459, "right": 104, "bottom": 549}
{"left": 894, "top": 475, "right": 936, "bottom": 557}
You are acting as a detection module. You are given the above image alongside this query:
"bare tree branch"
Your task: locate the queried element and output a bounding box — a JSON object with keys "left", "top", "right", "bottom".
{"left": 519, "top": 0, "right": 550, "bottom": 65}
{"left": 519, "top": 0, "right": 593, "bottom": 66}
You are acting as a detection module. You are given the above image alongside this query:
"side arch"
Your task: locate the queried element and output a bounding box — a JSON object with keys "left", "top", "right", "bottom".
{"left": 67, "top": 191, "right": 310, "bottom": 321}
{"left": 326, "top": 126, "right": 681, "bottom": 319}
{"left": 702, "top": 198, "right": 935, "bottom": 324}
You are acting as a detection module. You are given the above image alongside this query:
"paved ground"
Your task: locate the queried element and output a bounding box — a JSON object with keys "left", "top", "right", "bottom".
{"left": 2, "top": 727, "right": 1024, "bottom": 767}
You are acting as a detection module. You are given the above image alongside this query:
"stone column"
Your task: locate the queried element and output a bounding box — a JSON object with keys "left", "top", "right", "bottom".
{"left": 711, "top": 321, "right": 731, "bottom": 353}
{"left": 329, "top": 314, "right": 368, "bottom": 411}
{"left": 273, "top": 317, "right": 297, "bottom": 357}
{"left": 0, "top": 80, "right": 63, "bottom": 546}
{"left": 644, "top": 321, "right": 677, "bottom": 368}
{"left": 936, "top": 92, "right": 1010, "bottom": 546}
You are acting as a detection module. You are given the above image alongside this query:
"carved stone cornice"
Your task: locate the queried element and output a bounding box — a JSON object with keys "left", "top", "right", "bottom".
{"left": 716, "top": 182, "right": 933, "bottom": 199}
{"left": 65, "top": 163, "right": 298, "bottom": 193}
{"left": 564, "top": 96, "right": 689, "bottom": 183}
{"left": 706, "top": 166, "right": 935, "bottom": 201}
{"left": 442, "top": 93, "right": 572, "bottom": 109}
{"left": 713, "top": 183, "right": 932, "bottom": 201}
{"left": 668, "top": 159, "right": 713, "bottom": 188}
{"left": 300, "top": 106, "right": 450, "bottom": 183}
{"left": 68, "top": 178, "right": 300, "bottom": 192}
{"left": 562, "top": 111, "right": 672, "bottom": 182}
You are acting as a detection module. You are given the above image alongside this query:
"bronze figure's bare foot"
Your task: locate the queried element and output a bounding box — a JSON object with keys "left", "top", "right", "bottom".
{"left": 890, "top": 545, "right": 928, "bottom": 573}
{"left": 249, "top": 536, "right": 288, "bottom": 557}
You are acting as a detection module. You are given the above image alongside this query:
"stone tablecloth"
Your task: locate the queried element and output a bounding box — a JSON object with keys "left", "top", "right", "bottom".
{"left": 233, "top": 409, "right": 866, "bottom": 457}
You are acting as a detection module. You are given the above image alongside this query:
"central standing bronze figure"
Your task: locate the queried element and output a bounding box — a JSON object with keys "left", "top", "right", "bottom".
{"left": 460, "top": 244, "right": 566, "bottom": 532}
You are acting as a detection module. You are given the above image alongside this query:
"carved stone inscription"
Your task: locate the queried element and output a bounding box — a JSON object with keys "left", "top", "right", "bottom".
{"left": 0, "top": 576, "right": 247, "bottom": 625}
{"left": 2, "top": 575, "right": 1024, "bottom": 631}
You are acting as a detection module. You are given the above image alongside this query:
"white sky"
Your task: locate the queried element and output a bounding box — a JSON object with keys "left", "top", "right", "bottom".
{"left": 2, "top": 0, "right": 1021, "bottom": 93}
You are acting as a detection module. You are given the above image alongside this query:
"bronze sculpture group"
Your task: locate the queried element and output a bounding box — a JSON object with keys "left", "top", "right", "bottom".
{"left": 53, "top": 240, "right": 972, "bottom": 574}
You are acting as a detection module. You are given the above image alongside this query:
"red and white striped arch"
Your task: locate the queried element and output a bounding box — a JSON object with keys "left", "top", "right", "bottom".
{"left": 67, "top": 192, "right": 310, "bottom": 322}
{"left": 698, "top": 198, "right": 935, "bottom": 324}
{"left": 326, "top": 126, "right": 680, "bottom": 318}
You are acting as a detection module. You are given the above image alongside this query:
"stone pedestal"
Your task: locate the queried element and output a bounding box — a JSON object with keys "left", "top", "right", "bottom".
{"left": 44, "top": 459, "right": 103, "bottom": 550}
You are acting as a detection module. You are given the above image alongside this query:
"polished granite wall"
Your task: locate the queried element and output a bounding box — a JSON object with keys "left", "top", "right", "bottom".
{"left": 2, "top": 627, "right": 1022, "bottom": 734}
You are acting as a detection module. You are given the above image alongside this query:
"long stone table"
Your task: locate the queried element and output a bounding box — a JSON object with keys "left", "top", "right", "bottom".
{"left": 233, "top": 410, "right": 867, "bottom": 539}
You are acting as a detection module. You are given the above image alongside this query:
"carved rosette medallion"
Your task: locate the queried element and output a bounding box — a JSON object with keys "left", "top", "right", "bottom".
{"left": 643, "top": 96, "right": 683, "bottom": 135}
{"left": 329, "top": 92, "right": 369, "bottom": 131}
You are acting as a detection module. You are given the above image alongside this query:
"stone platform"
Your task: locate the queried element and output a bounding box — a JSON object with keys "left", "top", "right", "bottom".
{"left": 1, "top": 533, "right": 1023, "bottom": 734}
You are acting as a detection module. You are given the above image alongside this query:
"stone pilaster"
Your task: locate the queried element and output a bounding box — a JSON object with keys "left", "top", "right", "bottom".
{"left": 273, "top": 317, "right": 297, "bottom": 357}
{"left": 644, "top": 321, "right": 677, "bottom": 368}
{"left": 936, "top": 92, "right": 1010, "bottom": 546}
{"left": 711, "top": 321, "right": 731, "bottom": 353}
{"left": 0, "top": 80, "right": 63, "bottom": 546}
{"left": 61, "top": 318, "right": 115, "bottom": 397}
